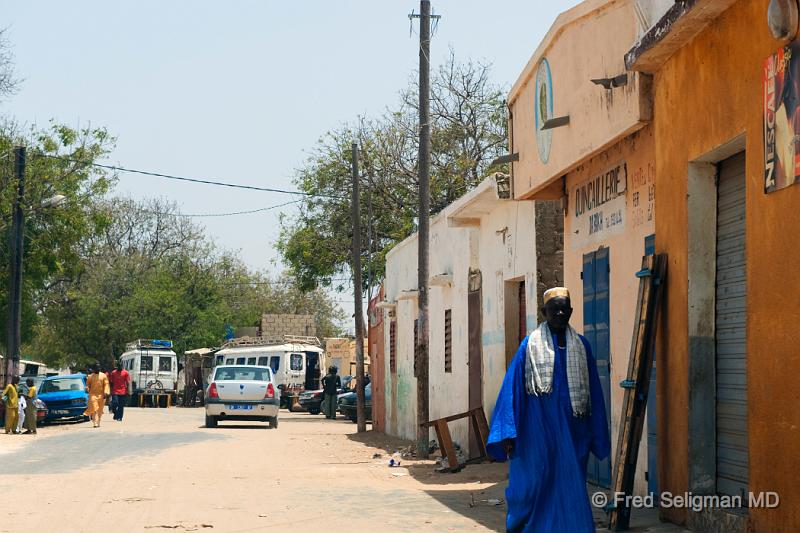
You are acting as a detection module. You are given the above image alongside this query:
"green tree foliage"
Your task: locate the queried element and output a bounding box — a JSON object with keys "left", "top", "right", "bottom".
{"left": 30, "top": 198, "right": 345, "bottom": 369}
{"left": 279, "top": 52, "right": 508, "bottom": 292}
{"left": 0, "top": 121, "right": 115, "bottom": 350}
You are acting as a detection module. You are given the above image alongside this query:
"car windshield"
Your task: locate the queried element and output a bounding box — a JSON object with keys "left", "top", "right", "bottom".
{"left": 39, "top": 378, "right": 84, "bottom": 394}
{"left": 214, "top": 367, "right": 270, "bottom": 382}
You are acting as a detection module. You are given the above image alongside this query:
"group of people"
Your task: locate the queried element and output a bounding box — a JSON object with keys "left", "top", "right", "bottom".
{"left": 2, "top": 359, "right": 132, "bottom": 433}
{"left": 2, "top": 376, "right": 38, "bottom": 435}
{"left": 84, "top": 361, "right": 132, "bottom": 428}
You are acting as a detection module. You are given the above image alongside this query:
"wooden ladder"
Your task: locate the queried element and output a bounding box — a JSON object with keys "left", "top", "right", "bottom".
{"left": 608, "top": 253, "right": 667, "bottom": 530}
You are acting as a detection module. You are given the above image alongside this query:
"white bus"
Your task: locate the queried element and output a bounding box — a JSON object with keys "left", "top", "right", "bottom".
{"left": 120, "top": 339, "right": 178, "bottom": 395}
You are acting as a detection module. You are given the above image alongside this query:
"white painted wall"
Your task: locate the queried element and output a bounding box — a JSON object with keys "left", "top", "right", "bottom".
{"left": 472, "top": 200, "right": 538, "bottom": 418}
{"left": 383, "top": 208, "right": 474, "bottom": 444}
{"left": 382, "top": 176, "right": 539, "bottom": 452}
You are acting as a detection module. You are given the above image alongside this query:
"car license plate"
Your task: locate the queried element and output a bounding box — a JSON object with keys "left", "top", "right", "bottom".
{"left": 227, "top": 404, "right": 253, "bottom": 411}
{"left": 52, "top": 410, "right": 70, "bottom": 415}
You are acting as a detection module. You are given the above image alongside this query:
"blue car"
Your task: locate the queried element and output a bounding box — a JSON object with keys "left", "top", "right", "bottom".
{"left": 38, "top": 374, "right": 89, "bottom": 422}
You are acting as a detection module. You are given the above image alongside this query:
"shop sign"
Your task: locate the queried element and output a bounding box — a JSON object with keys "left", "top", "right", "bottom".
{"left": 764, "top": 41, "right": 800, "bottom": 193}
{"left": 570, "top": 163, "right": 627, "bottom": 249}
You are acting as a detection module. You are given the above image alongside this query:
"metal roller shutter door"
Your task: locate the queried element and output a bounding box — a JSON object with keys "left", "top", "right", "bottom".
{"left": 715, "top": 151, "right": 748, "bottom": 498}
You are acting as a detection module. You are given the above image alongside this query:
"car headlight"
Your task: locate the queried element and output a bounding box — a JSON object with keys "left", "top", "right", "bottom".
{"left": 34, "top": 399, "right": 46, "bottom": 409}
{"left": 71, "top": 398, "right": 84, "bottom": 405}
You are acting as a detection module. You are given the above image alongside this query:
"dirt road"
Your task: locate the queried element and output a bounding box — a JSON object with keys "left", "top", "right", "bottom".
{"left": 0, "top": 407, "right": 507, "bottom": 533}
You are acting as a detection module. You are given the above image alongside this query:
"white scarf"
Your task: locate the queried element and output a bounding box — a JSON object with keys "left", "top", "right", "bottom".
{"left": 525, "top": 322, "right": 591, "bottom": 417}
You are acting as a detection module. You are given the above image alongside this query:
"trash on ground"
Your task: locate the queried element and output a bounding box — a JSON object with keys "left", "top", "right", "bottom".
{"left": 468, "top": 493, "right": 505, "bottom": 508}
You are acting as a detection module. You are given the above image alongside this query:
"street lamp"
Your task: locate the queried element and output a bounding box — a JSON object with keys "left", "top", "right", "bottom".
{"left": 3, "top": 147, "right": 66, "bottom": 385}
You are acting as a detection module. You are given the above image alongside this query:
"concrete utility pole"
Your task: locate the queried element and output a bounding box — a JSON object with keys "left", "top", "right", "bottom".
{"left": 5, "top": 146, "right": 25, "bottom": 386}
{"left": 351, "top": 142, "right": 367, "bottom": 433}
{"left": 416, "top": 0, "right": 432, "bottom": 459}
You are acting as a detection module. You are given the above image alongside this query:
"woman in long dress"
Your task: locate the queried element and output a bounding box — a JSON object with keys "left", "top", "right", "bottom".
{"left": 84, "top": 364, "right": 110, "bottom": 428}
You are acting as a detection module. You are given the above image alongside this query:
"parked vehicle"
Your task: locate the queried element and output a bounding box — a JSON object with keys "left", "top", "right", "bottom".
{"left": 37, "top": 374, "right": 89, "bottom": 422}
{"left": 337, "top": 383, "right": 372, "bottom": 423}
{"left": 205, "top": 365, "right": 280, "bottom": 429}
{"left": 120, "top": 339, "right": 178, "bottom": 401}
{"left": 298, "top": 375, "right": 353, "bottom": 415}
{"left": 214, "top": 336, "right": 324, "bottom": 411}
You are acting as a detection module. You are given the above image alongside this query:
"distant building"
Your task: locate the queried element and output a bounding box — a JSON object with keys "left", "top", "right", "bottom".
{"left": 260, "top": 314, "right": 316, "bottom": 339}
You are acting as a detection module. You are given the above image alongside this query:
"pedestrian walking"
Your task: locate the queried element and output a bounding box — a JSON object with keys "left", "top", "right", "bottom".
{"left": 23, "top": 378, "right": 37, "bottom": 434}
{"left": 84, "top": 364, "right": 110, "bottom": 428}
{"left": 109, "top": 361, "right": 131, "bottom": 421}
{"left": 320, "top": 366, "right": 341, "bottom": 419}
{"left": 3, "top": 376, "right": 20, "bottom": 434}
{"left": 487, "top": 287, "right": 611, "bottom": 533}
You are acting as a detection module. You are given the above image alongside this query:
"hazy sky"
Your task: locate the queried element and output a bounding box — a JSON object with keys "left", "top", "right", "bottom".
{"left": 2, "top": 1, "right": 581, "bottom": 322}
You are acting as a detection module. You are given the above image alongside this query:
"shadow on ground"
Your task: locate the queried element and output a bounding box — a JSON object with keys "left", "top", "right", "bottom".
{"left": 3, "top": 430, "right": 226, "bottom": 475}
{"left": 344, "top": 429, "right": 508, "bottom": 530}
{"left": 423, "top": 485, "right": 507, "bottom": 531}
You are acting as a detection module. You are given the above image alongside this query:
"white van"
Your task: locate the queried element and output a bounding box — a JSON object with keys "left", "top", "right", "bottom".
{"left": 120, "top": 339, "right": 178, "bottom": 394}
{"left": 214, "top": 338, "right": 324, "bottom": 409}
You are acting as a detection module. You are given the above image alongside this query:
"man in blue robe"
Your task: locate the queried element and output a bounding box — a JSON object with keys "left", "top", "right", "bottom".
{"left": 487, "top": 287, "right": 611, "bottom": 532}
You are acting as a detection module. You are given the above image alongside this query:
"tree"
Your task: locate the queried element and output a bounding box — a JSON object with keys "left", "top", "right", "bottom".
{"left": 0, "top": 28, "right": 20, "bottom": 101}
{"left": 279, "top": 52, "right": 508, "bottom": 292}
{"left": 30, "top": 197, "right": 345, "bottom": 369}
{"left": 0, "top": 121, "right": 116, "bottom": 351}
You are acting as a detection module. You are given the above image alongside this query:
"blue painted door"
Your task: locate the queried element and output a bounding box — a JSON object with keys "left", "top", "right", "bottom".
{"left": 644, "top": 234, "right": 659, "bottom": 496}
{"left": 583, "top": 248, "right": 612, "bottom": 487}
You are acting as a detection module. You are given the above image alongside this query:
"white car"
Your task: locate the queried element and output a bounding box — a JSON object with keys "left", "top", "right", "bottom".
{"left": 205, "top": 365, "right": 280, "bottom": 429}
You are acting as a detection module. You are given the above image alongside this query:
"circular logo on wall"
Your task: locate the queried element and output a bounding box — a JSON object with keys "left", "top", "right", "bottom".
{"left": 534, "top": 58, "right": 553, "bottom": 164}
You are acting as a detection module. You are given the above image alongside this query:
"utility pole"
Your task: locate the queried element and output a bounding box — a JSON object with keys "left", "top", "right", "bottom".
{"left": 414, "top": 0, "right": 433, "bottom": 460}
{"left": 351, "top": 142, "right": 367, "bottom": 433}
{"left": 5, "top": 146, "right": 25, "bottom": 386}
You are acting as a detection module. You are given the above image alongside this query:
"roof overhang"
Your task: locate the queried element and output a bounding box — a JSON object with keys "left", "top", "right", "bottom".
{"left": 397, "top": 290, "right": 419, "bottom": 301}
{"left": 446, "top": 174, "right": 521, "bottom": 227}
{"left": 625, "top": 0, "right": 739, "bottom": 73}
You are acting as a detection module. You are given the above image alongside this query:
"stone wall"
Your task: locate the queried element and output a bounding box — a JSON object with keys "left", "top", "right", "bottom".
{"left": 260, "top": 314, "right": 316, "bottom": 338}
{"left": 534, "top": 199, "right": 564, "bottom": 322}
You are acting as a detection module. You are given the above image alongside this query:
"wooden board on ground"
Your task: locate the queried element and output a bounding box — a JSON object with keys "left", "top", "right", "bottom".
{"left": 421, "top": 406, "right": 490, "bottom": 472}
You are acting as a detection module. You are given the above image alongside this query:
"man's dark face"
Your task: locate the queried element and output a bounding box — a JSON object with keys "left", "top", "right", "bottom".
{"left": 116, "top": 361, "right": 122, "bottom": 371}
{"left": 543, "top": 297, "right": 573, "bottom": 332}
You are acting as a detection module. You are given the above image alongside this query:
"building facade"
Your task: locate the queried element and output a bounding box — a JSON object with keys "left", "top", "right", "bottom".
{"left": 368, "top": 286, "right": 386, "bottom": 432}
{"left": 508, "top": 0, "right": 666, "bottom": 493}
{"left": 381, "top": 175, "right": 542, "bottom": 455}
{"left": 628, "top": 0, "right": 800, "bottom": 530}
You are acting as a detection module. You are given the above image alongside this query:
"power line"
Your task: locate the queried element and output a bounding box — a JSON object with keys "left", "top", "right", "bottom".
{"left": 137, "top": 199, "right": 304, "bottom": 218}
{"left": 37, "top": 154, "right": 344, "bottom": 200}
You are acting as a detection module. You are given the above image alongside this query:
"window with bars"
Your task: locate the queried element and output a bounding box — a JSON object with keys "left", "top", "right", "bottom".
{"left": 389, "top": 321, "right": 397, "bottom": 373}
{"left": 444, "top": 309, "right": 452, "bottom": 373}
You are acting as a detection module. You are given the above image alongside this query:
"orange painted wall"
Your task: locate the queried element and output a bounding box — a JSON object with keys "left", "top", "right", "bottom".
{"left": 369, "top": 286, "right": 386, "bottom": 432}
{"left": 654, "top": 0, "right": 800, "bottom": 529}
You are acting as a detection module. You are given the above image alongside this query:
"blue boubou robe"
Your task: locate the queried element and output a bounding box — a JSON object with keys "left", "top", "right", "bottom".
{"left": 487, "top": 334, "right": 611, "bottom": 533}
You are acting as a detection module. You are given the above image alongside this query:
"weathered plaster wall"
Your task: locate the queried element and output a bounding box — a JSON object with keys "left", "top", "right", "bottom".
{"left": 383, "top": 192, "right": 538, "bottom": 450}
{"left": 653, "top": 0, "right": 800, "bottom": 528}
{"left": 510, "top": 0, "right": 650, "bottom": 198}
{"left": 383, "top": 212, "right": 474, "bottom": 445}
{"left": 564, "top": 126, "right": 655, "bottom": 494}
{"left": 474, "top": 200, "right": 538, "bottom": 417}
